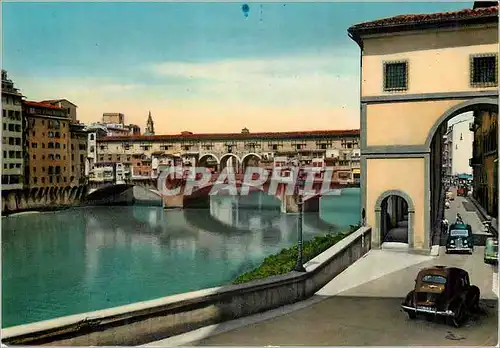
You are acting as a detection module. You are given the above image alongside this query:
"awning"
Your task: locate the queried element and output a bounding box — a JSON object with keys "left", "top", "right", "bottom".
{"left": 352, "top": 168, "right": 361, "bottom": 175}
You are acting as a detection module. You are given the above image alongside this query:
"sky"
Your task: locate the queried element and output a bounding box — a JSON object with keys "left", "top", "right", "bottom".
{"left": 3, "top": 1, "right": 470, "bottom": 134}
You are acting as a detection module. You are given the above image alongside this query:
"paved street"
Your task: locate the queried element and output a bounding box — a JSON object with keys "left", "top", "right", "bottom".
{"left": 146, "top": 192, "right": 498, "bottom": 347}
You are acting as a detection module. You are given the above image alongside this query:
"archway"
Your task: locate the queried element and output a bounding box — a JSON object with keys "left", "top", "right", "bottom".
{"left": 241, "top": 153, "right": 261, "bottom": 172}
{"left": 426, "top": 98, "right": 498, "bottom": 246}
{"left": 374, "top": 190, "right": 415, "bottom": 248}
{"left": 198, "top": 154, "right": 219, "bottom": 172}
{"left": 219, "top": 154, "right": 241, "bottom": 174}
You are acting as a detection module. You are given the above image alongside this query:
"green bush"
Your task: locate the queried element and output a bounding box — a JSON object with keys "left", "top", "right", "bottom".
{"left": 233, "top": 223, "right": 361, "bottom": 284}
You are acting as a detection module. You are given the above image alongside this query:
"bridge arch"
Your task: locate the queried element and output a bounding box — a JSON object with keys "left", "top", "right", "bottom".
{"left": 198, "top": 153, "right": 220, "bottom": 171}
{"left": 219, "top": 153, "right": 241, "bottom": 173}
{"left": 374, "top": 190, "right": 415, "bottom": 249}
{"left": 241, "top": 153, "right": 262, "bottom": 171}
{"left": 198, "top": 153, "right": 220, "bottom": 164}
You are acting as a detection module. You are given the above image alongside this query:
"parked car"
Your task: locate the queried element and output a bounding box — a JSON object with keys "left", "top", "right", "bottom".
{"left": 446, "top": 222, "right": 473, "bottom": 254}
{"left": 401, "top": 266, "right": 480, "bottom": 327}
{"left": 484, "top": 237, "right": 498, "bottom": 264}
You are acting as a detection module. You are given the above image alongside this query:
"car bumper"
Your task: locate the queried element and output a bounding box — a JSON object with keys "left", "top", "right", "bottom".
{"left": 401, "top": 305, "right": 454, "bottom": 317}
{"left": 447, "top": 247, "right": 473, "bottom": 252}
{"left": 484, "top": 255, "right": 498, "bottom": 262}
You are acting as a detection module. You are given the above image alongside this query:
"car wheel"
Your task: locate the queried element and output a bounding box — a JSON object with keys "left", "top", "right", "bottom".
{"left": 471, "top": 295, "right": 480, "bottom": 313}
{"left": 408, "top": 311, "right": 416, "bottom": 320}
{"left": 448, "top": 301, "right": 466, "bottom": 328}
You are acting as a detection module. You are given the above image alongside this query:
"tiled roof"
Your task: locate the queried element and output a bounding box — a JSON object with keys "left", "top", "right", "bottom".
{"left": 23, "top": 100, "right": 64, "bottom": 110}
{"left": 41, "top": 99, "right": 78, "bottom": 107}
{"left": 349, "top": 5, "right": 498, "bottom": 33}
{"left": 98, "top": 129, "right": 360, "bottom": 142}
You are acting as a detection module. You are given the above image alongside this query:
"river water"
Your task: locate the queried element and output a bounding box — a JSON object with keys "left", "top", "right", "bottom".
{"left": 2, "top": 189, "right": 360, "bottom": 328}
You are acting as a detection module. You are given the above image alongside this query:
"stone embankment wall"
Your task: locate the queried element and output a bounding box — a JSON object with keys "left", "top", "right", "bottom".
{"left": 1, "top": 186, "right": 87, "bottom": 215}
{"left": 2, "top": 227, "right": 372, "bottom": 346}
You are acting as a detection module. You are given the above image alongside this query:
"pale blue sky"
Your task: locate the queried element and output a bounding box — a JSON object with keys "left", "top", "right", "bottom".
{"left": 3, "top": 2, "right": 470, "bottom": 133}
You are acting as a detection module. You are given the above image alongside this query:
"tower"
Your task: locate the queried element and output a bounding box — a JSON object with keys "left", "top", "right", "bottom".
{"left": 144, "top": 111, "right": 155, "bottom": 136}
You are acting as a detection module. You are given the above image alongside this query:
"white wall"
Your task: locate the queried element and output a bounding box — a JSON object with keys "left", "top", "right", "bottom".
{"left": 448, "top": 112, "right": 473, "bottom": 175}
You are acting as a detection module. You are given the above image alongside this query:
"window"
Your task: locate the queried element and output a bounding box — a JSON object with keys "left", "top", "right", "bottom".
{"left": 470, "top": 53, "right": 498, "bottom": 87}
{"left": 421, "top": 274, "right": 446, "bottom": 284}
{"left": 90, "top": 134, "right": 95, "bottom": 141}
{"left": 383, "top": 61, "right": 408, "bottom": 91}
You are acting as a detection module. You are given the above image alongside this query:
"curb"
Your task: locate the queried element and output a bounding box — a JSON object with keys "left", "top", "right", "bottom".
{"left": 467, "top": 195, "right": 498, "bottom": 235}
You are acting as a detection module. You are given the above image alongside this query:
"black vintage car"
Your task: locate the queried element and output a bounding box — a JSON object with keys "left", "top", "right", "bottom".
{"left": 401, "top": 266, "right": 480, "bottom": 327}
{"left": 446, "top": 222, "right": 474, "bottom": 254}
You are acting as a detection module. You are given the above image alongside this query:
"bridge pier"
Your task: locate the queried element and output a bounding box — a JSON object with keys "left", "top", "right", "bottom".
{"left": 163, "top": 193, "right": 185, "bottom": 209}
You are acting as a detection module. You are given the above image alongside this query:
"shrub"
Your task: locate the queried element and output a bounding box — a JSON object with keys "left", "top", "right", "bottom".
{"left": 233, "top": 223, "right": 361, "bottom": 284}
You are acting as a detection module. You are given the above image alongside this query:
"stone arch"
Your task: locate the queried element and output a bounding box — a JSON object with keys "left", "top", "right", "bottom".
{"left": 198, "top": 153, "right": 220, "bottom": 171}
{"left": 241, "top": 153, "right": 262, "bottom": 171}
{"left": 425, "top": 97, "right": 498, "bottom": 149}
{"left": 374, "top": 189, "right": 415, "bottom": 248}
{"left": 219, "top": 153, "right": 241, "bottom": 173}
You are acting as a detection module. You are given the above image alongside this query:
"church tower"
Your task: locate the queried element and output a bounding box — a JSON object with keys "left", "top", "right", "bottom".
{"left": 144, "top": 111, "right": 155, "bottom": 135}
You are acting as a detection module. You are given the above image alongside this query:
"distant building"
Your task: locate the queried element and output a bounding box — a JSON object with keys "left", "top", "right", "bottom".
{"left": 41, "top": 99, "right": 78, "bottom": 124}
{"left": 450, "top": 114, "right": 474, "bottom": 176}
{"left": 23, "top": 101, "right": 72, "bottom": 187}
{"left": 1, "top": 70, "right": 24, "bottom": 190}
{"left": 470, "top": 109, "right": 498, "bottom": 218}
{"left": 86, "top": 113, "right": 141, "bottom": 138}
{"left": 143, "top": 111, "right": 155, "bottom": 136}
{"left": 85, "top": 126, "right": 107, "bottom": 177}
{"left": 102, "top": 112, "right": 124, "bottom": 125}
{"left": 23, "top": 99, "right": 88, "bottom": 188}
{"left": 442, "top": 127, "right": 453, "bottom": 179}
{"left": 69, "top": 123, "right": 88, "bottom": 185}
{"left": 97, "top": 129, "right": 361, "bottom": 182}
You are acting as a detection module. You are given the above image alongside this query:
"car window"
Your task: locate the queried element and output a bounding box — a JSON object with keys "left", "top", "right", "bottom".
{"left": 421, "top": 274, "right": 446, "bottom": 284}
{"left": 450, "top": 229, "right": 469, "bottom": 237}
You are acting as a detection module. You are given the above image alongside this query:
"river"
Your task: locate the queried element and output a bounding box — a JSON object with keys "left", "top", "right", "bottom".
{"left": 2, "top": 189, "right": 360, "bottom": 328}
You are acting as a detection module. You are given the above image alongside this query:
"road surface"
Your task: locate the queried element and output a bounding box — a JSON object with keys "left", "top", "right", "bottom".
{"left": 146, "top": 193, "right": 498, "bottom": 346}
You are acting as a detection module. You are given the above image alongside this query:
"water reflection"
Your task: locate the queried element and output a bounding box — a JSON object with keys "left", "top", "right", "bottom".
{"left": 2, "top": 190, "right": 360, "bottom": 328}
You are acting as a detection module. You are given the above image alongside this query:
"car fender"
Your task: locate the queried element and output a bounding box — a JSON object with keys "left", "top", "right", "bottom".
{"left": 403, "top": 290, "right": 415, "bottom": 306}
{"left": 466, "top": 285, "right": 480, "bottom": 303}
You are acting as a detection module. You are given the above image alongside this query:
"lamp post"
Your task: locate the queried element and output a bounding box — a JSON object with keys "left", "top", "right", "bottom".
{"left": 294, "top": 181, "right": 306, "bottom": 273}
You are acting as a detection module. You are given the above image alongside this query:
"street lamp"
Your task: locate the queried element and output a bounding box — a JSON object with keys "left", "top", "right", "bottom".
{"left": 294, "top": 183, "right": 307, "bottom": 273}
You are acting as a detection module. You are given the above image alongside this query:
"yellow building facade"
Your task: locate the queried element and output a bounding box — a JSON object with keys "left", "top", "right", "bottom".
{"left": 348, "top": 3, "right": 498, "bottom": 253}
